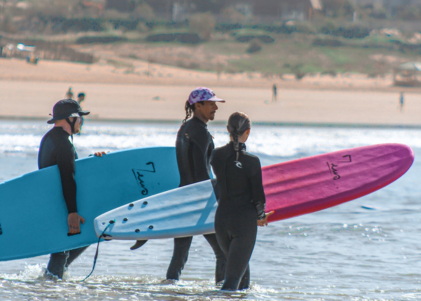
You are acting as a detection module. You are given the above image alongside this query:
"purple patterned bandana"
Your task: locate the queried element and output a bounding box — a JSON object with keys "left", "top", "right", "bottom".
{"left": 188, "top": 87, "right": 225, "bottom": 105}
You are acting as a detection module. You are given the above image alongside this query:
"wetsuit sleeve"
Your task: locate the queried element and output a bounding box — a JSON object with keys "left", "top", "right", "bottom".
{"left": 176, "top": 131, "right": 194, "bottom": 185}
{"left": 210, "top": 150, "right": 222, "bottom": 202}
{"left": 190, "top": 139, "right": 210, "bottom": 182}
{"left": 249, "top": 158, "right": 266, "bottom": 220}
{"left": 209, "top": 150, "right": 216, "bottom": 176}
{"left": 56, "top": 142, "right": 77, "bottom": 214}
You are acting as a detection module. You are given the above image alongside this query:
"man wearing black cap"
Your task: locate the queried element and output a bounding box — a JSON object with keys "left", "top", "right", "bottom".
{"left": 38, "top": 99, "right": 98, "bottom": 279}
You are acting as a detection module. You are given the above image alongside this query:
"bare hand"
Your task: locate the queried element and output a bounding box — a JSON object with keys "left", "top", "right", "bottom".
{"left": 67, "top": 212, "right": 85, "bottom": 235}
{"left": 257, "top": 211, "right": 274, "bottom": 227}
{"left": 94, "top": 151, "right": 107, "bottom": 157}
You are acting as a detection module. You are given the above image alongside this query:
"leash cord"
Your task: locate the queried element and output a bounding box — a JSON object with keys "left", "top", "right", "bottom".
{"left": 81, "top": 220, "right": 114, "bottom": 282}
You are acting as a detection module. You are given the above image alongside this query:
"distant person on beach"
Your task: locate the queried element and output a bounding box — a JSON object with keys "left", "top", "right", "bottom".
{"left": 65, "top": 87, "right": 74, "bottom": 99}
{"left": 76, "top": 92, "right": 86, "bottom": 135}
{"left": 38, "top": 99, "right": 105, "bottom": 279}
{"left": 271, "top": 84, "right": 277, "bottom": 103}
{"left": 131, "top": 87, "right": 227, "bottom": 284}
{"left": 399, "top": 92, "right": 404, "bottom": 112}
{"left": 77, "top": 92, "right": 86, "bottom": 106}
{"left": 210, "top": 112, "right": 273, "bottom": 291}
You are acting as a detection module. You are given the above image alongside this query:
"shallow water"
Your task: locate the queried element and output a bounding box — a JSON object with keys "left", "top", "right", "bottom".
{"left": 1, "top": 119, "right": 421, "bottom": 300}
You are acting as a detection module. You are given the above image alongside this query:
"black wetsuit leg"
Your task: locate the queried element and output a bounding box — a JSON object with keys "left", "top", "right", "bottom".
{"left": 166, "top": 236, "right": 193, "bottom": 280}
{"left": 65, "top": 246, "right": 89, "bottom": 267}
{"left": 46, "top": 251, "right": 69, "bottom": 279}
{"left": 215, "top": 207, "right": 257, "bottom": 290}
{"left": 238, "top": 264, "right": 250, "bottom": 290}
{"left": 46, "top": 245, "right": 89, "bottom": 279}
{"left": 166, "top": 234, "right": 226, "bottom": 282}
{"left": 203, "top": 233, "right": 226, "bottom": 283}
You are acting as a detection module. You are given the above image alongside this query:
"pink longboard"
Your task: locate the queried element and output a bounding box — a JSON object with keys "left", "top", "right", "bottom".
{"left": 263, "top": 143, "right": 414, "bottom": 222}
{"left": 95, "top": 144, "right": 414, "bottom": 240}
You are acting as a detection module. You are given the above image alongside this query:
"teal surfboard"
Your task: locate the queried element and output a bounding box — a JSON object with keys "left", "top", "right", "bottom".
{"left": 0, "top": 147, "right": 179, "bottom": 261}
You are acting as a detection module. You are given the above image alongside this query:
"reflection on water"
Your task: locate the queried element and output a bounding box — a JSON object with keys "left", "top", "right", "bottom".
{"left": 1, "top": 120, "right": 421, "bottom": 300}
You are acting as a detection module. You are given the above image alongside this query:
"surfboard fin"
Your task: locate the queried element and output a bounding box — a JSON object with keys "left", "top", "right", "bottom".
{"left": 130, "top": 240, "right": 148, "bottom": 250}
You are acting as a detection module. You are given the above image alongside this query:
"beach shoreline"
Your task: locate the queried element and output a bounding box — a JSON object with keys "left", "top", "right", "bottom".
{"left": 2, "top": 116, "right": 421, "bottom": 129}
{"left": 1, "top": 59, "right": 420, "bottom": 127}
{"left": 2, "top": 57, "right": 421, "bottom": 92}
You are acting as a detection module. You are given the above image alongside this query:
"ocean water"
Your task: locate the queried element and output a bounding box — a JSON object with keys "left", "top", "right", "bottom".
{"left": 1, "top": 119, "right": 421, "bottom": 301}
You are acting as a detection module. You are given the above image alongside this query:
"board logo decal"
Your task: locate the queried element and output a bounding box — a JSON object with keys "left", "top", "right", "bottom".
{"left": 342, "top": 155, "right": 352, "bottom": 162}
{"left": 327, "top": 162, "right": 341, "bottom": 180}
{"left": 326, "top": 154, "right": 352, "bottom": 181}
{"left": 132, "top": 162, "right": 156, "bottom": 196}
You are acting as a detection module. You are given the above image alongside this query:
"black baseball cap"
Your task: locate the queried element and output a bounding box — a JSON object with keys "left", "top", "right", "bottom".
{"left": 47, "top": 99, "right": 90, "bottom": 124}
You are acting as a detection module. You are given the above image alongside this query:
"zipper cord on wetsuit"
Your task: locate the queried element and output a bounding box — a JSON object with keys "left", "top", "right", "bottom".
{"left": 81, "top": 219, "right": 115, "bottom": 282}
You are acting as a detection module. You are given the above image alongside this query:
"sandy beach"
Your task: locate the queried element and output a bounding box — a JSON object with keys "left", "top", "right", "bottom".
{"left": 1, "top": 58, "right": 420, "bottom": 126}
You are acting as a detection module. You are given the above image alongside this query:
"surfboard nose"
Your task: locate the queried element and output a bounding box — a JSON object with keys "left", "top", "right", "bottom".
{"left": 387, "top": 143, "right": 414, "bottom": 174}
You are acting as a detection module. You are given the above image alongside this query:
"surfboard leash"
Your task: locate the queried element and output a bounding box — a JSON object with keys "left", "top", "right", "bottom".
{"left": 81, "top": 219, "right": 115, "bottom": 282}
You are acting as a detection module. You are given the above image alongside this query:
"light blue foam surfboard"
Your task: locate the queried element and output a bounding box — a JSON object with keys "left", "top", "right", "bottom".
{"left": 0, "top": 147, "right": 179, "bottom": 262}
{"left": 94, "top": 179, "right": 218, "bottom": 240}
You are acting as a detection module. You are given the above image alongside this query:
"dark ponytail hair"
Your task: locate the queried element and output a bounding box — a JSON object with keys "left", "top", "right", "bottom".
{"left": 227, "top": 112, "right": 251, "bottom": 162}
{"left": 183, "top": 101, "right": 194, "bottom": 123}
{"left": 182, "top": 100, "right": 204, "bottom": 123}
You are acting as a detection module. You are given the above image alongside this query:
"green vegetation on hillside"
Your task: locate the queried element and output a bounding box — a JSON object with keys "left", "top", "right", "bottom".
{"left": 1, "top": 0, "right": 421, "bottom": 76}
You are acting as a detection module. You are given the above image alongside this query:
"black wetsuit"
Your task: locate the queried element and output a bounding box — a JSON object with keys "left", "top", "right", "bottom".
{"left": 38, "top": 127, "right": 88, "bottom": 279}
{"left": 166, "top": 116, "right": 226, "bottom": 282}
{"left": 210, "top": 142, "right": 266, "bottom": 290}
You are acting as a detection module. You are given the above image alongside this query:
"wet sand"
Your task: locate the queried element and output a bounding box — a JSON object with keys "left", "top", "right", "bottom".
{"left": 0, "top": 59, "right": 420, "bottom": 126}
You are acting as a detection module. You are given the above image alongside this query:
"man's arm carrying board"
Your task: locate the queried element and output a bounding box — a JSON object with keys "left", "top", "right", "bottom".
{"left": 0, "top": 147, "right": 180, "bottom": 262}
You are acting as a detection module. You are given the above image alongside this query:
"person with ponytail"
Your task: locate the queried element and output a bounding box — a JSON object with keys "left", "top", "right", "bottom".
{"left": 131, "top": 87, "right": 227, "bottom": 283}
{"left": 170, "top": 87, "right": 227, "bottom": 283}
{"left": 210, "top": 112, "right": 274, "bottom": 291}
